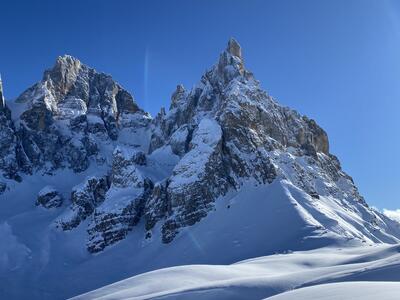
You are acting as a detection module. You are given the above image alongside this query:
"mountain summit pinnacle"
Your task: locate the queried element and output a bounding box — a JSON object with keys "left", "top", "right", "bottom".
{"left": 215, "top": 38, "right": 249, "bottom": 83}
{"left": 227, "top": 38, "right": 242, "bottom": 58}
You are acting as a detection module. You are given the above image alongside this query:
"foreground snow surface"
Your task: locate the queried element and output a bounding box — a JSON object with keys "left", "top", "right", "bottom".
{"left": 267, "top": 282, "right": 400, "bottom": 300}
{"left": 74, "top": 244, "right": 400, "bottom": 300}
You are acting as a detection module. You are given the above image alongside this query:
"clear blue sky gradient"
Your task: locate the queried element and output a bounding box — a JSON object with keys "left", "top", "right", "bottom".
{"left": 0, "top": 0, "right": 399, "bottom": 210}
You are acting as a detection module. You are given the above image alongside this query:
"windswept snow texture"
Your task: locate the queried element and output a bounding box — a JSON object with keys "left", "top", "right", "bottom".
{"left": 73, "top": 244, "right": 400, "bottom": 300}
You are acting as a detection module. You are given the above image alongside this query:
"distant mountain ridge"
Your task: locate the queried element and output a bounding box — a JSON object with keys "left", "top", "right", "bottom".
{"left": 0, "top": 39, "right": 399, "bottom": 299}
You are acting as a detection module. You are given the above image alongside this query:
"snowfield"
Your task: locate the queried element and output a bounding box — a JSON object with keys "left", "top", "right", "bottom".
{"left": 1, "top": 175, "right": 400, "bottom": 299}
{"left": 73, "top": 244, "right": 400, "bottom": 300}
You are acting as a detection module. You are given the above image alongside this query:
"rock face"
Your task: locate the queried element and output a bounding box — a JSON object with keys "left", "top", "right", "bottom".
{"left": 0, "top": 107, "right": 19, "bottom": 180}
{"left": 86, "top": 147, "right": 153, "bottom": 253}
{"left": 0, "top": 78, "right": 22, "bottom": 182}
{"left": 36, "top": 186, "right": 63, "bottom": 208}
{"left": 58, "top": 175, "right": 110, "bottom": 230}
{"left": 87, "top": 178, "right": 152, "bottom": 253}
{"left": 1, "top": 39, "right": 399, "bottom": 253}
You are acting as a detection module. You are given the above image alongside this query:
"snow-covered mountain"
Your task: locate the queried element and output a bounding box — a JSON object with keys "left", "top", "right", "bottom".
{"left": 0, "top": 39, "right": 399, "bottom": 299}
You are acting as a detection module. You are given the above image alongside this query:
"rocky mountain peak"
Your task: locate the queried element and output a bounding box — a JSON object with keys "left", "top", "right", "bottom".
{"left": 17, "top": 54, "right": 140, "bottom": 116}
{"left": 227, "top": 37, "right": 242, "bottom": 58}
{"left": 16, "top": 55, "right": 141, "bottom": 122}
{"left": 42, "top": 55, "right": 83, "bottom": 97}
{"left": 214, "top": 38, "right": 251, "bottom": 85}
{"left": 3, "top": 55, "right": 149, "bottom": 174}
{"left": 47, "top": 54, "right": 82, "bottom": 76}
{"left": 143, "top": 39, "right": 359, "bottom": 244}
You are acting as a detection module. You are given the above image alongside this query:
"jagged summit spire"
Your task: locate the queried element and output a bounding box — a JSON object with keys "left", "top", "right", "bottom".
{"left": 170, "top": 84, "right": 187, "bottom": 109}
{"left": 214, "top": 38, "right": 250, "bottom": 84}
{"left": 227, "top": 38, "right": 242, "bottom": 58}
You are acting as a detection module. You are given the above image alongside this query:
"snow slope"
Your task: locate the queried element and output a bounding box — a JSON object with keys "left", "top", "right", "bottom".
{"left": 0, "top": 176, "right": 397, "bottom": 299}
{"left": 73, "top": 244, "right": 400, "bottom": 300}
{"left": 267, "top": 282, "right": 400, "bottom": 300}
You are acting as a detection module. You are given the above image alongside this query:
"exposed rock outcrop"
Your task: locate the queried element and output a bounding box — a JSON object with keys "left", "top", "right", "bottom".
{"left": 86, "top": 147, "right": 153, "bottom": 252}
{"left": 58, "top": 175, "right": 110, "bottom": 230}
{"left": 87, "top": 179, "right": 153, "bottom": 253}
{"left": 36, "top": 186, "right": 63, "bottom": 208}
{"left": 0, "top": 78, "right": 22, "bottom": 181}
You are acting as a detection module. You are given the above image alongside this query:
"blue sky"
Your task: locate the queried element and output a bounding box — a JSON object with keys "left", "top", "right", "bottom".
{"left": 0, "top": 0, "right": 399, "bottom": 210}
